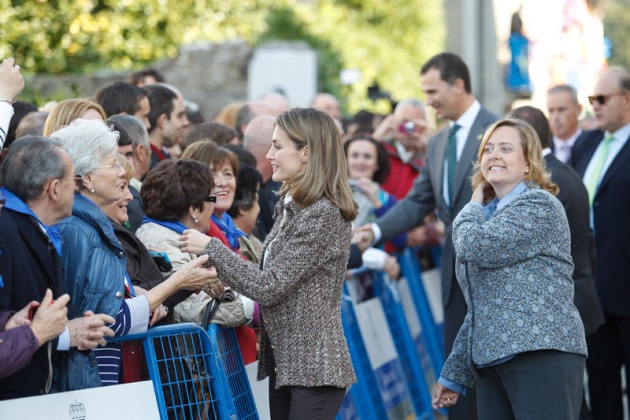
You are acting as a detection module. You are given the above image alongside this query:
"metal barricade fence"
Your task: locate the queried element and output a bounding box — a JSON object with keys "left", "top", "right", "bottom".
{"left": 206, "top": 324, "right": 259, "bottom": 420}
{"left": 109, "top": 323, "right": 258, "bottom": 420}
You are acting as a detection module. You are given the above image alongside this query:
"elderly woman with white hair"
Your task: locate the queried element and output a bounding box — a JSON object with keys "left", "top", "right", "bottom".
{"left": 52, "top": 119, "right": 217, "bottom": 390}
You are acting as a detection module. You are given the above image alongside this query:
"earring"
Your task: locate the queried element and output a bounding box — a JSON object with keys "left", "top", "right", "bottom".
{"left": 194, "top": 218, "right": 199, "bottom": 223}
{"left": 525, "top": 169, "right": 530, "bottom": 174}
{"left": 90, "top": 186, "right": 95, "bottom": 193}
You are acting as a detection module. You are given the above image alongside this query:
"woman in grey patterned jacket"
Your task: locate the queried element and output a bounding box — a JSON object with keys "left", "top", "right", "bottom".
{"left": 181, "top": 107, "right": 358, "bottom": 420}
{"left": 432, "top": 119, "right": 587, "bottom": 419}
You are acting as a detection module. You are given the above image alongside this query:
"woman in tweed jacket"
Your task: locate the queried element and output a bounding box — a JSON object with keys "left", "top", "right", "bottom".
{"left": 181, "top": 107, "right": 358, "bottom": 419}
{"left": 432, "top": 119, "right": 587, "bottom": 419}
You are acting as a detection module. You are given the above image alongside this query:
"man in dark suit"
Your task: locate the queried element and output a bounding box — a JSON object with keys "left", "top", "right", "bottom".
{"left": 356, "top": 52, "right": 499, "bottom": 420}
{"left": 571, "top": 69, "right": 630, "bottom": 420}
{"left": 0, "top": 136, "right": 114, "bottom": 400}
{"left": 509, "top": 106, "right": 604, "bottom": 336}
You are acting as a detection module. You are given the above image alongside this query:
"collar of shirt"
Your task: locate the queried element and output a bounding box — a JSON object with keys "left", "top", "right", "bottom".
{"left": 606, "top": 122, "right": 630, "bottom": 145}
{"left": 553, "top": 128, "right": 582, "bottom": 149}
{"left": 394, "top": 140, "right": 414, "bottom": 163}
{"left": 450, "top": 99, "right": 482, "bottom": 158}
{"left": 542, "top": 147, "right": 552, "bottom": 157}
{"left": 483, "top": 181, "right": 528, "bottom": 219}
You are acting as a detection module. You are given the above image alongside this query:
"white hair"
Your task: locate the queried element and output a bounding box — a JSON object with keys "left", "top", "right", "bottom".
{"left": 50, "top": 118, "right": 119, "bottom": 176}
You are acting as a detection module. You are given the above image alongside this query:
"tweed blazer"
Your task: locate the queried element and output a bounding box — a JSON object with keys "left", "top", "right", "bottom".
{"left": 203, "top": 196, "right": 357, "bottom": 388}
{"left": 441, "top": 187, "right": 587, "bottom": 388}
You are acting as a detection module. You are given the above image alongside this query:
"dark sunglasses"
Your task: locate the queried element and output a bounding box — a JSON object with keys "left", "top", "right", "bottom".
{"left": 588, "top": 92, "right": 625, "bottom": 106}
{"left": 205, "top": 195, "right": 217, "bottom": 203}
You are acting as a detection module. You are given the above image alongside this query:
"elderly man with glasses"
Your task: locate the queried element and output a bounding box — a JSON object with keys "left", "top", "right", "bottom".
{"left": 0, "top": 136, "right": 115, "bottom": 400}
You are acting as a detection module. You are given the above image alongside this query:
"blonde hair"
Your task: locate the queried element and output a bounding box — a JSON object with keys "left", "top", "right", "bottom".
{"left": 117, "top": 153, "right": 135, "bottom": 182}
{"left": 43, "top": 98, "right": 106, "bottom": 136}
{"left": 275, "top": 108, "right": 357, "bottom": 221}
{"left": 471, "top": 118, "right": 558, "bottom": 196}
{"left": 212, "top": 101, "right": 245, "bottom": 128}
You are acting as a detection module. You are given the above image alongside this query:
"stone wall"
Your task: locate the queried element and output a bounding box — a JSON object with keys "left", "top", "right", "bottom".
{"left": 26, "top": 39, "right": 253, "bottom": 120}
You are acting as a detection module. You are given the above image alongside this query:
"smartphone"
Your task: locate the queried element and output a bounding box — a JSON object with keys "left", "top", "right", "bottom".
{"left": 149, "top": 250, "right": 173, "bottom": 272}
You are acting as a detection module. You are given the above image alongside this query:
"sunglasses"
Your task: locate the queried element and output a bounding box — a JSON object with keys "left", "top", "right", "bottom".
{"left": 205, "top": 195, "right": 217, "bottom": 203}
{"left": 588, "top": 92, "right": 625, "bottom": 106}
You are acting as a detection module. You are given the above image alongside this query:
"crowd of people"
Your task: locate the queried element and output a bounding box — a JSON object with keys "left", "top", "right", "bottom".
{"left": 0, "top": 47, "right": 629, "bottom": 420}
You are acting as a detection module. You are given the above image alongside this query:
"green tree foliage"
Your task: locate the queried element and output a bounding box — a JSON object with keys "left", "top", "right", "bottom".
{"left": 602, "top": 0, "right": 630, "bottom": 72}
{"left": 0, "top": 0, "right": 271, "bottom": 73}
{"left": 0, "top": 0, "right": 444, "bottom": 113}
{"left": 306, "top": 0, "right": 445, "bottom": 114}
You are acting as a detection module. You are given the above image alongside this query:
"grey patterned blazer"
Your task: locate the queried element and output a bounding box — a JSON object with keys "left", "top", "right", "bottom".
{"left": 203, "top": 196, "right": 357, "bottom": 389}
{"left": 441, "top": 187, "right": 587, "bottom": 388}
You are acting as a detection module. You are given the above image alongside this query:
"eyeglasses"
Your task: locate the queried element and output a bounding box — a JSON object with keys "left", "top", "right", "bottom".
{"left": 97, "top": 160, "right": 123, "bottom": 172}
{"left": 205, "top": 195, "right": 217, "bottom": 203}
{"left": 588, "top": 92, "right": 626, "bottom": 105}
{"left": 59, "top": 174, "right": 84, "bottom": 183}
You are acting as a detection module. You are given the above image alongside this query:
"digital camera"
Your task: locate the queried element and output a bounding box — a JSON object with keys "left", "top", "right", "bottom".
{"left": 398, "top": 121, "right": 416, "bottom": 134}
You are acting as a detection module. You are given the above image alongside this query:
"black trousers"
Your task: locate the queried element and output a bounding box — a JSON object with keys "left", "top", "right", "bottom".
{"left": 267, "top": 356, "right": 346, "bottom": 420}
{"left": 476, "top": 350, "right": 585, "bottom": 420}
{"left": 586, "top": 314, "right": 630, "bottom": 420}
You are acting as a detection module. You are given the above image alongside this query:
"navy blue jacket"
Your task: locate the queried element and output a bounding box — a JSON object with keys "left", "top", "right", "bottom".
{"left": 572, "top": 129, "right": 630, "bottom": 316}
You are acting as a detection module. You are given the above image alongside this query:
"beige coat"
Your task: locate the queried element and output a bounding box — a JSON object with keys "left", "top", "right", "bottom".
{"left": 135, "top": 222, "right": 254, "bottom": 327}
{"left": 203, "top": 196, "right": 356, "bottom": 388}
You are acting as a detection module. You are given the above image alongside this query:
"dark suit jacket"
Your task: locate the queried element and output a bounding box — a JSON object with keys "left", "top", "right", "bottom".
{"left": 572, "top": 129, "right": 630, "bottom": 316}
{"left": 545, "top": 153, "right": 604, "bottom": 334}
{"left": 376, "top": 106, "right": 499, "bottom": 307}
{"left": 254, "top": 179, "right": 281, "bottom": 241}
{"left": 0, "top": 209, "right": 64, "bottom": 399}
{"left": 127, "top": 185, "right": 145, "bottom": 233}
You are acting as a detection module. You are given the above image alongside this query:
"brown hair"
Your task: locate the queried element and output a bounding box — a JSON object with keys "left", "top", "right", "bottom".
{"left": 141, "top": 159, "right": 214, "bottom": 221}
{"left": 181, "top": 122, "right": 238, "bottom": 151}
{"left": 181, "top": 141, "right": 240, "bottom": 177}
{"left": 275, "top": 108, "right": 357, "bottom": 221}
{"left": 43, "top": 98, "right": 106, "bottom": 136}
{"left": 471, "top": 118, "right": 558, "bottom": 196}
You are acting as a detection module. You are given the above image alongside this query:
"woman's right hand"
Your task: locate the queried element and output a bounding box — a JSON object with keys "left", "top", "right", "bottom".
{"left": 471, "top": 181, "right": 495, "bottom": 205}
{"left": 172, "top": 254, "right": 221, "bottom": 291}
{"left": 29, "top": 289, "right": 70, "bottom": 347}
{"left": 180, "top": 229, "right": 212, "bottom": 255}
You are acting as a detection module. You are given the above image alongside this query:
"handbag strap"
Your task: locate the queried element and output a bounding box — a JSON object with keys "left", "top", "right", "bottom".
{"left": 201, "top": 298, "right": 222, "bottom": 330}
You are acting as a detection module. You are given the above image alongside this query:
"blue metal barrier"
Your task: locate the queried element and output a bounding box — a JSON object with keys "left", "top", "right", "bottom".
{"left": 206, "top": 324, "right": 259, "bottom": 420}
{"left": 398, "top": 248, "right": 445, "bottom": 378}
{"left": 338, "top": 282, "right": 389, "bottom": 420}
{"left": 109, "top": 323, "right": 252, "bottom": 420}
{"left": 369, "top": 270, "right": 435, "bottom": 420}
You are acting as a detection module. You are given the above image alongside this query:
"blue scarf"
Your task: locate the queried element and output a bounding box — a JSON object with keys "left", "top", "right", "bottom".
{"left": 1, "top": 187, "right": 64, "bottom": 256}
{"left": 141, "top": 216, "right": 189, "bottom": 235}
{"left": 211, "top": 213, "right": 247, "bottom": 251}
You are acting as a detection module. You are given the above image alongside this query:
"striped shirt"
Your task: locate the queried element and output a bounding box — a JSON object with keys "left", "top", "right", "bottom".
{"left": 94, "top": 295, "right": 150, "bottom": 386}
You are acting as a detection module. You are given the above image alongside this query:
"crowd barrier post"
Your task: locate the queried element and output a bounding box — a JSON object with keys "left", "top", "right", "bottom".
{"left": 398, "top": 248, "right": 445, "bottom": 378}
{"left": 339, "top": 275, "right": 417, "bottom": 420}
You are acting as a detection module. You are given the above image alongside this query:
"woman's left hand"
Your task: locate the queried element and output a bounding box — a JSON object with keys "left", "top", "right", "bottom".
{"left": 356, "top": 178, "right": 381, "bottom": 207}
{"left": 432, "top": 383, "right": 460, "bottom": 409}
{"left": 180, "top": 229, "right": 212, "bottom": 255}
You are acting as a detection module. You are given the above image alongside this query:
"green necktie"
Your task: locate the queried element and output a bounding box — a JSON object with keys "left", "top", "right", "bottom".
{"left": 446, "top": 124, "right": 461, "bottom": 206}
{"left": 585, "top": 135, "right": 614, "bottom": 206}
